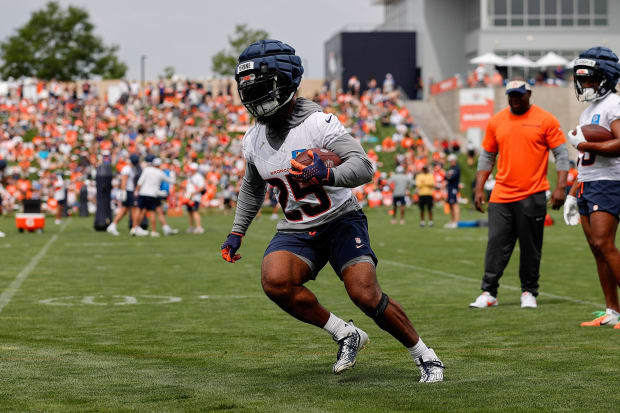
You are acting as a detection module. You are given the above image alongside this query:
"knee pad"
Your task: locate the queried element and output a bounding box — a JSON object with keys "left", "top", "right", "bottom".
{"left": 364, "top": 292, "right": 389, "bottom": 322}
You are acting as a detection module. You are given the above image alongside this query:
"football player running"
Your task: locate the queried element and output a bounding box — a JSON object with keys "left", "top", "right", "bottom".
{"left": 565, "top": 47, "right": 620, "bottom": 329}
{"left": 220, "top": 40, "right": 444, "bottom": 382}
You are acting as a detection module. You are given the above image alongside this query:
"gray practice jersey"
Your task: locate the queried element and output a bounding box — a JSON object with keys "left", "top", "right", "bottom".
{"left": 389, "top": 173, "right": 413, "bottom": 197}
{"left": 231, "top": 98, "right": 373, "bottom": 234}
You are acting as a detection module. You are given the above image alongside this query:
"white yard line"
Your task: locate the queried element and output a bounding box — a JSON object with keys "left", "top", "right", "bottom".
{"left": 382, "top": 259, "right": 601, "bottom": 307}
{"left": 0, "top": 220, "right": 69, "bottom": 313}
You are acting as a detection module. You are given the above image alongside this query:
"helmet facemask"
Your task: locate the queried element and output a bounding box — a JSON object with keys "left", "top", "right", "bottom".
{"left": 238, "top": 72, "right": 295, "bottom": 119}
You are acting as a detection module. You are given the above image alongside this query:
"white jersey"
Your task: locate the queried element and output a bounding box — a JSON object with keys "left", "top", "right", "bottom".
{"left": 137, "top": 166, "right": 173, "bottom": 197}
{"left": 187, "top": 173, "right": 206, "bottom": 203}
{"left": 53, "top": 176, "right": 65, "bottom": 201}
{"left": 242, "top": 112, "right": 352, "bottom": 227}
{"left": 578, "top": 92, "right": 620, "bottom": 182}
{"left": 120, "top": 165, "right": 136, "bottom": 192}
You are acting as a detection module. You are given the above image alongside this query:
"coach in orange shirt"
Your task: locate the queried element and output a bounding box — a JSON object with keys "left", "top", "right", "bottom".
{"left": 469, "top": 80, "right": 569, "bottom": 309}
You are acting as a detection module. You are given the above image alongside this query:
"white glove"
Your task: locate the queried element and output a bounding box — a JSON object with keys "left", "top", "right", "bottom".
{"left": 567, "top": 126, "right": 586, "bottom": 149}
{"left": 563, "top": 195, "right": 580, "bottom": 226}
{"left": 118, "top": 191, "right": 127, "bottom": 202}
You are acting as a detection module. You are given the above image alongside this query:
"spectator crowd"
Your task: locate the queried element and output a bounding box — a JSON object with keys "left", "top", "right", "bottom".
{"left": 0, "top": 75, "right": 464, "bottom": 226}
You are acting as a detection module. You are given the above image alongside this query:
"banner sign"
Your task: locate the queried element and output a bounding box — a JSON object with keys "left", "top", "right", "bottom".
{"left": 459, "top": 88, "right": 494, "bottom": 131}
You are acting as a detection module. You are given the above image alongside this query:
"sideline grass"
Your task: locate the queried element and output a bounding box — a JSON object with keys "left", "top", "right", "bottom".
{"left": 0, "top": 208, "right": 618, "bottom": 412}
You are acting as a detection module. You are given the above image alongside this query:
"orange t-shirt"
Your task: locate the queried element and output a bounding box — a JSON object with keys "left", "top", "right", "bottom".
{"left": 482, "top": 105, "right": 565, "bottom": 203}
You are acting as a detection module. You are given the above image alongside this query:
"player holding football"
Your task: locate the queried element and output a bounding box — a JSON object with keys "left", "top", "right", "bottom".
{"left": 565, "top": 47, "right": 620, "bottom": 329}
{"left": 220, "top": 40, "right": 444, "bottom": 382}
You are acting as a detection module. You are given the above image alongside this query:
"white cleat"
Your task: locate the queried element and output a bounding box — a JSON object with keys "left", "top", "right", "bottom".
{"left": 0, "top": 231, "right": 5, "bottom": 238}
{"left": 193, "top": 226, "right": 205, "bottom": 234}
{"left": 150, "top": 231, "right": 160, "bottom": 238}
{"left": 106, "top": 223, "right": 120, "bottom": 236}
{"left": 332, "top": 320, "right": 369, "bottom": 375}
{"left": 520, "top": 292, "right": 537, "bottom": 308}
{"left": 469, "top": 291, "right": 498, "bottom": 308}
{"left": 415, "top": 348, "right": 444, "bottom": 383}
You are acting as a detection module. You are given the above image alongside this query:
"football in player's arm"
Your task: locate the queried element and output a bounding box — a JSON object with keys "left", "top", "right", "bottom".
{"left": 220, "top": 39, "right": 444, "bottom": 382}
{"left": 564, "top": 46, "right": 620, "bottom": 329}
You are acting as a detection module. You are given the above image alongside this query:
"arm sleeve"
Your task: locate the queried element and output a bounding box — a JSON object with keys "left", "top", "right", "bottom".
{"left": 477, "top": 149, "right": 497, "bottom": 171}
{"left": 550, "top": 143, "right": 569, "bottom": 171}
{"left": 324, "top": 133, "right": 374, "bottom": 187}
{"left": 231, "top": 162, "right": 267, "bottom": 235}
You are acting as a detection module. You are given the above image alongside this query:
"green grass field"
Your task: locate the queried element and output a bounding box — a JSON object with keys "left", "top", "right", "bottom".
{"left": 0, "top": 207, "right": 618, "bottom": 412}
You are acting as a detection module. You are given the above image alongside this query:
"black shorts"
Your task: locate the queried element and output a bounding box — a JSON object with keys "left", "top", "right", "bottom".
{"left": 137, "top": 195, "right": 160, "bottom": 211}
{"left": 122, "top": 191, "right": 136, "bottom": 208}
{"left": 418, "top": 195, "right": 433, "bottom": 210}
{"left": 263, "top": 210, "right": 378, "bottom": 279}
{"left": 393, "top": 196, "right": 406, "bottom": 206}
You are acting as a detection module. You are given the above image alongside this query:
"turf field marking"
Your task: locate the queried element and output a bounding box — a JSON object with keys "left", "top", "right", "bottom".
{"left": 382, "top": 259, "right": 601, "bottom": 307}
{"left": 199, "top": 295, "right": 263, "bottom": 299}
{"left": 0, "top": 219, "right": 69, "bottom": 314}
{"left": 39, "top": 295, "right": 182, "bottom": 305}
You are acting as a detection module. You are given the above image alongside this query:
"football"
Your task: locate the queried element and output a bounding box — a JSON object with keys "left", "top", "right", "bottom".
{"left": 581, "top": 124, "right": 615, "bottom": 142}
{"left": 294, "top": 148, "right": 342, "bottom": 168}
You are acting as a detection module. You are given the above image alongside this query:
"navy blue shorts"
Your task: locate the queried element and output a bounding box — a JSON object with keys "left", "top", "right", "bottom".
{"left": 137, "top": 195, "right": 160, "bottom": 211}
{"left": 123, "top": 191, "right": 136, "bottom": 208}
{"left": 577, "top": 181, "right": 620, "bottom": 218}
{"left": 264, "top": 210, "right": 378, "bottom": 279}
{"left": 447, "top": 186, "right": 458, "bottom": 205}
{"left": 185, "top": 202, "right": 199, "bottom": 212}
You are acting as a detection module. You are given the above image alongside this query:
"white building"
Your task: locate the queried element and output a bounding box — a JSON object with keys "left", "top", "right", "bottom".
{"left": 375, "top": 0, "right": 620, "bottom": 84}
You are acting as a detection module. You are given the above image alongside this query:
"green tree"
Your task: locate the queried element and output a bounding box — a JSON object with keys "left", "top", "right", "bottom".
{"left": 0, "top": 1, "right": 127, "bottom": 80}
{"left": 211, "top": 24, "right": 269, "bottom": 77}
{"left": 161, "top": 66, "right": 175, "bottom": 79}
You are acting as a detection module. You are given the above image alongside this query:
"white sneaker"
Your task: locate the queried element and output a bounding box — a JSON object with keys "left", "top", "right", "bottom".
{"left": 520, "top": 292, "right": 537, "bottom": 308}
{"left": 193, "top": 226, "right": 205, "bottom": 234}
{"left": 332, "top": 320, "right": 369, "bottom": 374}
{"left": 443, "top": 222, "right": 457, "bottom": 229}
{"left": 0, "top": 231, "right": 5, "bottom": 238}
{"left": 163, "top": 226, "right": 178, "bottom": 235}
{"left": 469, "top": 291, "right": 498, "bottom": 308}
{"left": 150, "top": 231, "right": 160, "bottom": 238}
{"left": 131, "top": 227, "right": 149, "bottom": 237}
{"left": 185, "top": 226, "right": 195, "bottom": 234}
{"left": 391, "top": 219, "right": 397, "bottom": 225}
{"left": 55, "top": 219, "right": 62, "bottom": 225}
{"left": 270, "top": 213, "right": 279, "bottom": 221}
{"left": 414, "top": 348, "right": 444, "bottom": 383}
{"left": 106, "top": 223, "right": 120, "bottom": 236}
{"left": 400, "top": 219, "right": 405, "bottom": 225}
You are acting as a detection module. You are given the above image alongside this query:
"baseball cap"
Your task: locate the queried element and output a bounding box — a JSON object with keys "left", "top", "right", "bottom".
{"left": 152, "top": 158, "right": 162, "bottom": 167}
{"left": 505, "top": 80, "right": 531, "bottom": 94}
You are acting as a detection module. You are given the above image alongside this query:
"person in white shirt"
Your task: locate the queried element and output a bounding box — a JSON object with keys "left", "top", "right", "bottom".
{"left": 107, "top": 154, "right": 140, "bottom": 236}
{"left": 185, "top": 162, "right": 205, "bottom": 234}
{"left": 133, "top": 157, "right": 175, "bottom": 237}
{"left": 564, "top": 47, "right": 620, "bottom": 329}
{"left": 53, "top": 171, "right": 66, "bottom": 224}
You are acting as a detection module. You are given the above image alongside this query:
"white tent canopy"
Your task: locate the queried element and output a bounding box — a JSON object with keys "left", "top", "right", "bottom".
{"left": 469, "top": 52, "right": 506, "bottom": 65}
{"left": 503, "top": 54, "right": 535, "bottom": 67}
{"left": 535, "top": 52, "right": 569, "bottom": 68}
